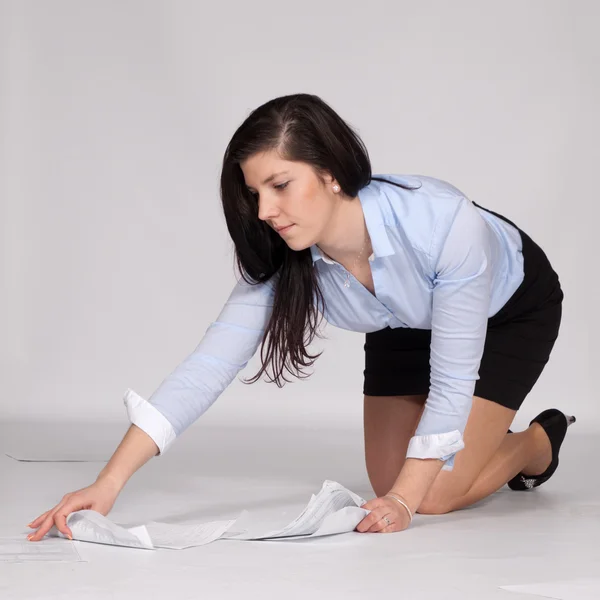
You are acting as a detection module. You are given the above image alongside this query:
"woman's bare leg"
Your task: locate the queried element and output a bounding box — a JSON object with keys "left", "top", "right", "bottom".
{"left": 417, "top": 397, "right": 553, "bottom": 514}
{"left": 363, "top": 394, "right": 426, "bottom": 497}
{"left": 447, "top": 423, "right": 551, "bottom": 511}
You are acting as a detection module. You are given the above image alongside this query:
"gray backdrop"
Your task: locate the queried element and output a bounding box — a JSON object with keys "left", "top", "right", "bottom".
{"left": 1, "top": 0, "right": 597, "bottom": 435}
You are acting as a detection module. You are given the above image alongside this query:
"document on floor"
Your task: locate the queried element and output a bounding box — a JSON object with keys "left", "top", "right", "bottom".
{"left": 48, "top": 509, "right": 241, "bottom": 550}
{"left": 229, "top": 479, "right": 370, "bottom": 541}
{"left": 500, "top": 578, "right": 600, "bottom": 600}
{"left": 0, "top": 536, "right": 84, "bottom": 562}
{"left": 43, "top": 480, "right": 369, "bottom": 550}
{"left": 5, "top": 452, "right": 107, "bottom": 462}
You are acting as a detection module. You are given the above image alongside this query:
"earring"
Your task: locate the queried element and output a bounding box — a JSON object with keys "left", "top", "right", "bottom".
{"left": 333, "top": 184, "right": 340, "bottom": 192}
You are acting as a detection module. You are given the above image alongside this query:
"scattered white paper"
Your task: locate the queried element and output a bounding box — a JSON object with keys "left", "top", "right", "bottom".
{"left": 144, "top": 516, "right": 245, "bottom": 549}
{"left": 0, "top": 536, "right": 84, "bottom": 563}
{"left": 49, "top": 509, "right": 240, "bottom": 550}
{"left": 500, "top": 578, "right": 600, "bottom": 599}
{"left": 230, "top": 480, "right": 369, "bottom": 541}
{"left": 42, "top": 480, "right": 369, "bottom": 551}
{"left": 5, "top": 452, "right": 107, "bottom": 463}
{"left": 270, "top": 506, "right": 370, "bottom": 540}
{"left": 52, "top": 510, "right": 154, "bottom": 549}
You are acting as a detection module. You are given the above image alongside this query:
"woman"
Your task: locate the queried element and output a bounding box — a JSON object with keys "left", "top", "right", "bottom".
{"left": 27, "top": 94, "right": 574, "bottom": 540}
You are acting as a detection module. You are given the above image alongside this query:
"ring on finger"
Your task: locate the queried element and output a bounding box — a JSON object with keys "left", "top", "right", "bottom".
{"left": 382, "top": 516, "right": 392, "bottom": 526}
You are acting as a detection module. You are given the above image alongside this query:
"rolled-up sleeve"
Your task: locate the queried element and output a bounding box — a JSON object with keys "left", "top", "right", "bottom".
{"left": 124, "top": 273, "right": 277, "bottom": 455}
{"left": 406, "top": 197, "right": 493, "bottom": 470}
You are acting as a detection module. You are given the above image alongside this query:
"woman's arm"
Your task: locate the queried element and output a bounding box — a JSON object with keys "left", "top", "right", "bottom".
{"left": 28, "top": 274, "right": 277, "bottom": 541}
{"left": 125, "top": 273, "right": 278, "bottom": 455}
{"left": 96, "top": 424, "right": 160, "bottom": 490}
{"left": 389, "top": 197, "right": 493, "bottom": 512}
{"left": 387, "top": 458, "right": 445, "bottom": 515}
{"left": 27, "top": 424, "right": 159, "bottom": 541}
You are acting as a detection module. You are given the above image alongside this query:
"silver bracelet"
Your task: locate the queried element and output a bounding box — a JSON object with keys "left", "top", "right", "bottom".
{"left": 384, "top": 493, "right": 413, "bottom": 523}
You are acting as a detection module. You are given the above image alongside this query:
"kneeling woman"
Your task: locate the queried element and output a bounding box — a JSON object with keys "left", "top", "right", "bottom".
{"left": 27, "top": 93, "right": 574, "bottom": 540}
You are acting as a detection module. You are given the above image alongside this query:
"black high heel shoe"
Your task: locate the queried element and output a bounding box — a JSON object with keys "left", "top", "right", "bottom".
{"left": 507, "top": 409, "right": 576, "bottom": 491}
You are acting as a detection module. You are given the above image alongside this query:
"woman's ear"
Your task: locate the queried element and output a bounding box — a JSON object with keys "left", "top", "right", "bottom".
{"left": 315, "top": 167, "right": 335, "bottom": 187}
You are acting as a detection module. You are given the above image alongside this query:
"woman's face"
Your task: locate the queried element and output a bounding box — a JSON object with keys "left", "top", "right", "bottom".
{"left": 240, "top": 150, "right": 339, "bottom": 251}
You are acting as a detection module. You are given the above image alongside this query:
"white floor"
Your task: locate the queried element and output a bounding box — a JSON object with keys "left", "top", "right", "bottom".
{"left": 1, "top": 421, "right": 598, "bottom": 600}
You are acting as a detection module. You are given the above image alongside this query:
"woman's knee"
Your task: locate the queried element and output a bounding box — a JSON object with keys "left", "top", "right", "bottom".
{"left": 416, "top": 473, "right": 471, "bottom": 515}
{"left": 416, "top": 497, "right": 456, "bottom": 515}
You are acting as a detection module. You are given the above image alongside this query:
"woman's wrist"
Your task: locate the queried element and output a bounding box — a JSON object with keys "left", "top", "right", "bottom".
{"left": 389, "top": 457, "right": 445, "bottom": 514}
{"left": 384, "top": 492, "right": 413, "bottom": 523}
{"left": 95, "top": 469, "right": 127, "bottom": 492}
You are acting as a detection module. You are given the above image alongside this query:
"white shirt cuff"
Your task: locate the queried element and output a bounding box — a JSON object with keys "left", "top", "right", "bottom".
{"left": 123, "top": 388, "right": 177, "bottom": 455}
{"left": 406, "top": 430, "right": 465, "bottom": 471}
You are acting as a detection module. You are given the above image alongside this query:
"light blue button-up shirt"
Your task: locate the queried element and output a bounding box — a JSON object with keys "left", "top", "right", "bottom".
{"left": 123, "top": 174, "right": 524, "bottom": 470}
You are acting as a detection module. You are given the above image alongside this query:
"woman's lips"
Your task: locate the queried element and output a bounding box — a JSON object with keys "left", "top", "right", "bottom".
{"left": 277, "top": 224, "right": 295, "bottom": 235}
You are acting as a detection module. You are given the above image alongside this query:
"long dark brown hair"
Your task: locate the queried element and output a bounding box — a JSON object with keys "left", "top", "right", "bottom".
{"left": 219, "top": 93, "right": 419, "bottom": 386}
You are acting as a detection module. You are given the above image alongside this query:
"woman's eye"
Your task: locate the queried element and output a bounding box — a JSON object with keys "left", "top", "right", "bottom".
{"left": 247, "top": 182, "right": 287, "bottom": 198}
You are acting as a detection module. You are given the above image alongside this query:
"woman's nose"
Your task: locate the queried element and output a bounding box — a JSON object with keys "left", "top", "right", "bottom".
{"left": 257, "top": 194, "right": 279, "bottom": 222}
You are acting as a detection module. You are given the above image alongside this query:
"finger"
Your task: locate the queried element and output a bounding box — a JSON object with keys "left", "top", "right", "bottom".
{"left": 29, "top": 491, "right": 86, "bottom": 541}
{"left": 27, "top": 510, "right": 51, "bottom": 528}
{"left": 356, "top": 513, "right": 377, "bottom": 533}
{"left": 366, "top": 520, "right": 383, "bottom": 533}
{"left": 53, "top": 511, "right": 73, "bottom": 539}
{"left": 27, "top": 504, "right": 67, "bottom": 541}
{"left": 360, "top": 498, "right": 386, "bottom": 511}
{"left": 27, "top": 516, "right": 55, "bottom": 541}
{"left": 27, "top": 491, "right": 74, "bottom": 536}
{"left": 356, "top": 508, "right": 386, "bottom": 533}
{"left": 367, "top": 513, "right": 393, "bottom": 533}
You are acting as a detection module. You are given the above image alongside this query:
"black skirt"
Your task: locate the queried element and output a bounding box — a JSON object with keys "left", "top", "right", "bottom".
{"left": 362, "top": 203, "right": 563, "bottom": 411}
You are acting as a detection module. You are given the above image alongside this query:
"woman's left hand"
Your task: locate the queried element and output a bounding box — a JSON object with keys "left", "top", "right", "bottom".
{"left": 355, "top": 496, "right": 412, "bottom": 533}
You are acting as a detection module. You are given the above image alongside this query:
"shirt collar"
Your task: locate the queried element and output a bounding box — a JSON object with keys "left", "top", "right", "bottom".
{"left": 310, "top": 178, "right": 395, "bottom": 265}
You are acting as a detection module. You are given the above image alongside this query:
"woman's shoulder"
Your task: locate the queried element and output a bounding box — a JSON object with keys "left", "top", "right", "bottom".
{"left": 369, "top": 174, "right": 469, "bottom": 248}
{"left": 373, "top": 173, "right": 468, "bottom": 208}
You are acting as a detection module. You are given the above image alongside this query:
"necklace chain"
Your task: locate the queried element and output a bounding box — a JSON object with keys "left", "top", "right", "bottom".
{"left": 344, "top": 227, "right": 370, "bottom": 288}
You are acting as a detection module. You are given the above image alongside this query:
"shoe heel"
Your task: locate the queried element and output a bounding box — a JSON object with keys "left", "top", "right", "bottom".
{"left": 507, "top": 408, "right": 574, "bottom": 491}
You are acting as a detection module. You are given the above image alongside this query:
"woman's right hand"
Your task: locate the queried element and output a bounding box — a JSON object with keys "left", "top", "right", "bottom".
{"left": 26, "top": 474, "right": 123, "bottom": 542}
{"left": 26, "top": 423, "right": 161, "bottom": 542}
